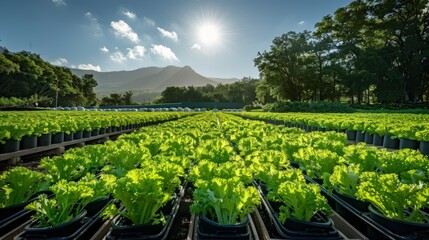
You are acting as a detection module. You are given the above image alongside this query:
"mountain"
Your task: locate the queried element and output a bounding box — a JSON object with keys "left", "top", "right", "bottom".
{"left": 0, "top": 46, "right": 5, "bottom": 53}
{"left": 71, "top": 66, "right": 230, "bottom": 92}
{"left": 70, "top": 65, "right": 240, "bottom": 102}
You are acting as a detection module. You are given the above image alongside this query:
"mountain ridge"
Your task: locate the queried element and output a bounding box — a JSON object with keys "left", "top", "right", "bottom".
{"left": 70, "top": 65, "right": 240, "bottom": 102}
{"left": 70, "top": 65, "right": 239, "bottom": 92}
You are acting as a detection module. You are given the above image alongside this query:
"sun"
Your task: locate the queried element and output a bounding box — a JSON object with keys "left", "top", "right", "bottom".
{"left": 197, "top": 23, "right": 221, "bottom": 47}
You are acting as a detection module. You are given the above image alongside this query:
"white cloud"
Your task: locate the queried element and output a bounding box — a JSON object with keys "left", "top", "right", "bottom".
{"left": 50, "top": 58, "right": 68, "bottom": 66}
{"left": 157, "top": 27, "right": 178, "bottom": 42}
{"left": 122, "top": 10, "right": 136, "bottom": 20}
{"left": 144, "top": 17, "right": 156, "bottom": 27}
{"left": 150, "top": 44, "right": 179, "bottom": 61}
{"left": 127, "top": 45, "right": 146, "bottom": 59}
{"left": 191, "top": 43, "right": 201, "bottom": 50}
{"left": 111, "top": 20, "right": 139, "bottom": 43}
{"left": 52, "top": 0, "right": 66, "bottom": 6}
{"left": 85, "top": 12, "right": 103, "bottom": 37}
{"left": 100, "top": 46, "right": 109, "bottom": 53}
{"left": 298, "top": 21, "right": 305, "bottom": 25}
{"left": 78, "top": 64, "right": 101, "bottom": 72}
{"left": 110, "top": 51, "right": 126, "bottom": 63}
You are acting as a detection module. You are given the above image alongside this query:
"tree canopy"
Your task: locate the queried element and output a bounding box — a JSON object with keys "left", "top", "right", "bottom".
{"left": 255, "top": 0, "right": 429, "bottom": 104}
{"left": 0, "top": 50, "right": 98, "bottom": 107}
{"left": 156, "top": 77, "right": 259, "bottom": 104}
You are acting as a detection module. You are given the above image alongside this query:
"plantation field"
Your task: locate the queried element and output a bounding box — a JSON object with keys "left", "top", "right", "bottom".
{"left": 0, "top": 111, "right": 194, "bottom": 144}
{"left": 1, "top": 112, "right": 429, "bottom": 239}
{"left": 237, "top": 112, "right": 429, "bottom": 141}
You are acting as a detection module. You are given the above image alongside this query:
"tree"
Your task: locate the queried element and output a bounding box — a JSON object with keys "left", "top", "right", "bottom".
{"left": 254, "top": 31, "right": 312, "bottom": 101}
{"left": 122, "top": 90, "right": 134, "bottom": 105}
{"left": 81, "top": 74, "right": 98, "bottom": 105}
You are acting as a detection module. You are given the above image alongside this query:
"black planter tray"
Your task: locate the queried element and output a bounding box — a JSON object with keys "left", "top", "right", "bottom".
{"left": 0, "top": 191, "right": 53, "bottom": 235}
{"left": 303, "top": 174, "right": 429, "bottom": 240}
{"left": 258, "top": 192, "right": 342, "bottom": 239}
{"left": 0, "top": 208, "right": 33, "bottom": 235}
{"left": 359, "top": 207, "right": 429, "bottom": 240}
{"left": 15, "top": 197, "right": 113, "bottom": 240}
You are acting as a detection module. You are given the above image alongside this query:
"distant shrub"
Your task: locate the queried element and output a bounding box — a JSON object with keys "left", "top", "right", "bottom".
{"left": 263, "top": 101, "right": 355, "bottom": 113}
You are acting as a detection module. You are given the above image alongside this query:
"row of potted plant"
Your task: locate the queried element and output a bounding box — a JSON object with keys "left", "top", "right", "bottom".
{"left": 218, "top": 115, "right": 343, "bottom": 239}
{"left": 184, "top": 113, "right": 260, "bottom": 239}
{"left": 0, "top": 111, "right": 194, "bottom": 154}
{"left": 236, "top": 112, "right": 429, "bottom": 155}
{"left": 2, "top": 112, "right": 206, "bottom": 239}
{"left": 223, "top": 112, "right": 429, "bottom": 238}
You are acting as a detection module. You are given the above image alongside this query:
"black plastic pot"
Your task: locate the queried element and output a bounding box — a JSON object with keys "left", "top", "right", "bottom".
{"left": 83, "top": 130, "right": 91, "bottom": 138}
{"left": 420, "top": 140, "right": 429, "bottom": 156}
{"left": 105, "top": 127, "right": 112, "bottom": 133}
{"left": 106, "top": 215, "right": 168, "bottom": 240}
{"left": 383, "top": 135, "right": 399, "bottom": 149}
{"left": 273, "top": 212, "right": 341, "bottom": 239}
{"left": 356, "top": 131, "right": 365, "bottom": 143}
{"left": 0, "top": 138, "right": 20, "bottom": 153}
{"left": 368, "top": 205, "right": 429, "bottom": 237}
{"left": 22, "top": 210, "right": 87, "bottom": 239}
{"left": 52, "top": 132, "right": 64, "bottom": 144}
{"left": 333, "top": 190, "right": 369, "bottom": 213}
{"left": 197, "top": 215, "right": 250, "bottom": 240}
{"left": 364, "top": 133, "right": 374, "bottom": 144}
{"left": 85, "top": 197, "right": 112, "bottom": 217}
{"left": 99, "top": 128, "right": 106, "bottom": 135}
{"left": 399, "top": 138, "right": 419, "bottom": 150}
{"left": 73, "top": 130, "right": 83, "bottom": 140}
{"left": 373, "top": 134, "right": 384, "bottom": 146}
{"left": 64, "top": 132, "right": 74, "bottom": 141}
{"left": 346, "top": 130, "right": 356, "bottom": 141}
{"left": 91, "top": 129, "right": 99, "bottom": 136}
{"left": 37, "top": 133, "right": 52, "bottom": 147}
{"left": 21, "top": 135, "right": 37, "bottom": 149}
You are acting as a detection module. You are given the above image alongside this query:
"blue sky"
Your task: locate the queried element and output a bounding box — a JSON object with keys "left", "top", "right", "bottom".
{"left": 0, "top": 0, "right": 351, "bottom": 78}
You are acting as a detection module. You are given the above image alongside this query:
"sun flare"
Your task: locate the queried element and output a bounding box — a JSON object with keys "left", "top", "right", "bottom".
{"left": 198, "top": 23, "right": 221, "bottom": 47}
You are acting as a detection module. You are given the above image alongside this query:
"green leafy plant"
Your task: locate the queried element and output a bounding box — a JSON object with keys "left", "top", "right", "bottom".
{"left": 26, "top": 179, "right": 94, "bottom": 227}
{"left": 102, "top": 169, "right": 170, "bottom": 225}
{"left": 40, "top": 154, "right": 87, "bottom": 182}
{"left": 328, "top": 164, "right": 361, "bottom": 196}
{"left": 191, "top": 177, "right": 260, "bottom": 224}
{"left": 0, "top": 167, "right": 48, "bottom": 208}
{"left": 343, "top": 143, "right": 380, "bottom": 172}
{"left": 356, "top": 172, "right": 429, "bottom": 223}
{"left": 267, "top": 180, "right": 332, "bottom": 222}
{"left": 293, "top": 146, "right": 345, "bottom": 180}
